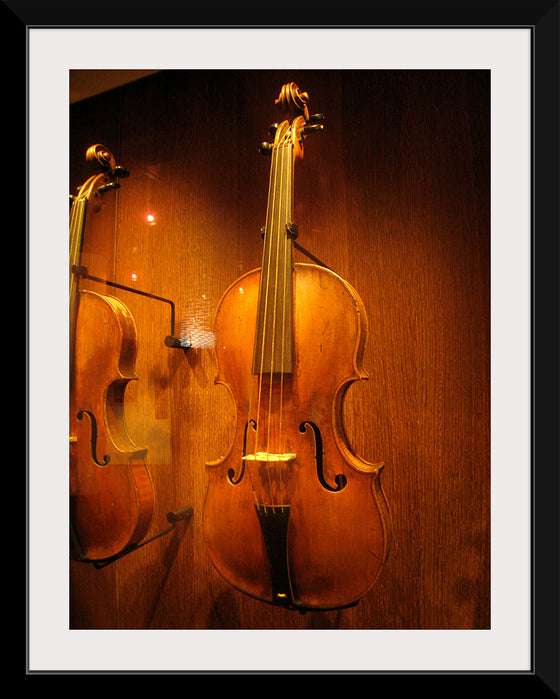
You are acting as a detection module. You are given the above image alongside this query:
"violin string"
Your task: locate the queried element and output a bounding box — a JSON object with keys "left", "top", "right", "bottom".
{"left": 265, "top": 135, "right": 288, "bottom": 511}
{"left": 69, "top": 191, "right": 85, "bottom": 284}
{"left": 251, "top": 139, "right": 279, "bottom": 510}
{"left": 267, "top": 142, "right": 283, "bottom": 508}
{"left": 69, "top": 190, "right": 89, "bottom": 380}
{"left": 244, "top": 360, "right": 260, "bottom": 510}
{"left": 277, "top": 140, "right": 291, "bottom": 511}
{"left": 264, "top": 133, "right": 288, "bottom": 509}
{"left": 70, "top": 178, "right": 95, "bottom": 287}
{"left": 69, "top": 197, "right": 79, "bottom": 376}
{"left": 247, "top": 125, "right": 295, "bottom": 512}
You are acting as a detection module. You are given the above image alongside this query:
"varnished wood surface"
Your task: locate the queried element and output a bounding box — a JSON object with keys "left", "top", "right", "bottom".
{"left": 204, "top": 263, "right": 391, "bottom": 610}
{"left": 69, "top": 147, "right": 155, "bottom": 563}
{"left": 70, "top": 69, "right": 490, "bottom": 630}
{"left": 70, "top": 289, "right": 154, "bottom": 560}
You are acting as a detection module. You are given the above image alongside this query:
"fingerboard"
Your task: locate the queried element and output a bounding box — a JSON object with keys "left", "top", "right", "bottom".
{"left": 252, "top": 139, "right": 294, "bottom": 376}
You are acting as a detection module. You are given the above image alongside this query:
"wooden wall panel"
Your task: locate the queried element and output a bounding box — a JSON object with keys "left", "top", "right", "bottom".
{"left": 69, "top": 69, "right": 490, "bottom": 631}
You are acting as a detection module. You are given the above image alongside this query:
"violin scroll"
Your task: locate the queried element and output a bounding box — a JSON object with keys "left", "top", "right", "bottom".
{"left": 258, "top": 83, "right": 324, "bottom": 161}
{"left": 275, "top": 82, "right": 310, "bottom": 120}
{"left": 85, "top": 144, "right": 130, "bottom": 179}
{"left": 86, "top": 143, "right": 116, "bottom": 174}
{"left": 275, "top": 83, "right": 324, "bottom": 134}
{"left": 74, "top": 144, "right": 129, "bottom": 212}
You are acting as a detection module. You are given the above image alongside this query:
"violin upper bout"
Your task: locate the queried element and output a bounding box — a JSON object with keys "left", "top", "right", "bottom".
{"left": 77, "top": 290, "right": 139, "bottom": 380}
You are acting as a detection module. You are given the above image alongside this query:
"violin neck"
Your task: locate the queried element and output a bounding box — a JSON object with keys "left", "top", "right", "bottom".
{"left": 69, "top": 196, "right": 88, "bottom": 360}
{"left": 70, "top": 196, "right": 87, "bottom": 284}
{"left": 252, "top": 141, "right": 295, "bottom": 376}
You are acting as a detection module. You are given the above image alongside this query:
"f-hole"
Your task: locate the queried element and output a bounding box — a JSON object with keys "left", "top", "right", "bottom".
{"left": 76, "top": 410, "right": 110, "bottom": 466}
{"left": 228, "top": 419, "right": 256, "bottom": 484}
{"left": 299, "top": 421, "right": 347, "bottom": 492}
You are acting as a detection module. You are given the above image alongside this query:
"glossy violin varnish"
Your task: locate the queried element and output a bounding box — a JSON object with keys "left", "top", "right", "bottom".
{"left": 203, "top": 84, "right": 392, "bottom": 610}
{"left": 69, "top": 145, "right": 154, "bottom": 562}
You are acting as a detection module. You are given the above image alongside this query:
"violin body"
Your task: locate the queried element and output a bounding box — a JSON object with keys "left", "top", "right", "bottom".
{"left": 203, "top": 83, "right": 392, "bottom": 610}
{"left": 69, "top": 144, "right": 154, "bottom": 562}
{"left": 70, "top": 290, "right": 154, "bottom": 561}
{"left": 204, "top": 264, "right": 392, "bottom": 610}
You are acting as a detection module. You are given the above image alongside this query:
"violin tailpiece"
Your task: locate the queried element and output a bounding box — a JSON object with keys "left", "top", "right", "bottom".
{"left": 254, "top": 504, "right": 299, "bottom": 609}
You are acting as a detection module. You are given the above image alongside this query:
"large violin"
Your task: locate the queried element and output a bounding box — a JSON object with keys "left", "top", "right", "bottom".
{"left": 204, "top": 84, "right": 392, "bottom": 610}
{"left": 69, "top": 145, "right": 154, "bottom": 562}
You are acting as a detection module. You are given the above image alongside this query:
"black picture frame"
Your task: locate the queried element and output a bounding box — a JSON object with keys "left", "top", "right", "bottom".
{"left": 19, "top": 1, "right": 558, "bottom": 691}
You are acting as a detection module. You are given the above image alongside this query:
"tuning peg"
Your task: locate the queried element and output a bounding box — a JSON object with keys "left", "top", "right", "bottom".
{"left": 113, "top": 165, "right": 130, "bottom": 178}
{"left": 268, "top": 123, "right": 279, "bottom": 136}
{"left": 301, "top": 123, "right": 324, "bottom": 136}
{"left": 306, "top": 113, "right": 325, "bottom": 124}
{"left": 97, "top": 182, "right": 121, "bottom": 194}
{"left": 259, "top": 142, "right": 273, "bottom": 155}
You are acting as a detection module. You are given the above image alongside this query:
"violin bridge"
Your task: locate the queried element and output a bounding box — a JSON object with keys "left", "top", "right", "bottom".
{"left": 242, "top": 452, "right": 296, "bottom": 463}
{"left": 243, "top": 452, "right": 296, "bottom": 504}
{"left": 244, "top": 451, "right": 296, "bottom": 543}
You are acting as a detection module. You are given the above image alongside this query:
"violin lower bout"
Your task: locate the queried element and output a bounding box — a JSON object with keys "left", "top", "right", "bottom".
{"left": 204, "top": 264, "right": 392, "bottom": 610}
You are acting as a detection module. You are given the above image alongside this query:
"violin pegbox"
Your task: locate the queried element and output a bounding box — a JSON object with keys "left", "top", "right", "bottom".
{"left": 258, "top": 83, "right": 324, "bottom": 158}
{"left": 76, "top": 144, "right": 129, "bottom": 213}
{"left": 273, "top": 82, "right": 324, "bottom": 160}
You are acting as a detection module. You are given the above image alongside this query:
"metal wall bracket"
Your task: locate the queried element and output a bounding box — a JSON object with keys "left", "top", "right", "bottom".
{"left": 83, "top": 505, "right": 194, "bottom": 569}
{"left": 72, "top": 265, "right": 191, "bottom": 349}
{"left": 259, "top": 227, "right": 332, "bottom": 271}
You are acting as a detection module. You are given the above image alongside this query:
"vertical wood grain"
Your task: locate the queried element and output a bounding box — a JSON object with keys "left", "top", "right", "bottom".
{"left": 69, "top": 69, "right": 490, "bottom": 630}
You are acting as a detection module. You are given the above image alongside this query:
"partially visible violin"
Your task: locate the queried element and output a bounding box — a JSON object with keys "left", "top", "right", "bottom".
{"left": 203, "top": 84, "right": 392, "bottom": 610}
{"left": 69, "top": 144, "right": 154, "bottom": 562}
